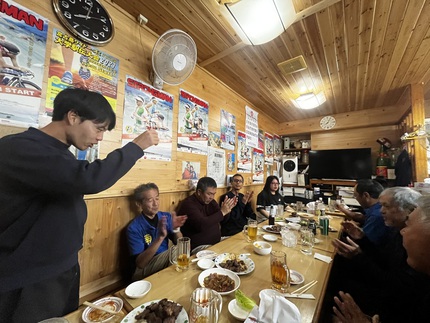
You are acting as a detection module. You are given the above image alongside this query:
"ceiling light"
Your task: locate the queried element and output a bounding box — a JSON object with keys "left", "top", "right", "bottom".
{"left": 294, "top": 92, "right": 326, "bottom": 110}
{"left": 221, "top": 0, "right": 296, "bottom": 45}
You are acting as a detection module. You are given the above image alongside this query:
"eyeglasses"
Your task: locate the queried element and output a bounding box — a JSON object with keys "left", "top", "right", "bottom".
{"left": 271, "top": 182, "right": 279, "bottom": 185}
{"left": 233, "top": 179, "right": 243, "bottom": 183}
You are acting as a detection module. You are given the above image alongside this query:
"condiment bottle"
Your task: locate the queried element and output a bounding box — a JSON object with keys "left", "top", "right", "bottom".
{"left": 269, "top": 205, "right": 275, "bottom": 225}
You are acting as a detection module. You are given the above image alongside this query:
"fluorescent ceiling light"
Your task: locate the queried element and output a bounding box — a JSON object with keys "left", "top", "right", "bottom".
{"left": 294, "top": 92, "right": 326, "bottom": 110}
{"left": 223, "top": 0, "right": 296, "bottom": 45}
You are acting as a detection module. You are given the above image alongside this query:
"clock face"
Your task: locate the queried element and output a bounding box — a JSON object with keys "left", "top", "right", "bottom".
{"left": 53, "top": 0, "right": 114, "bottom": 46}
{"left": 320, "top": 116, "right": 336, "bottom": 130}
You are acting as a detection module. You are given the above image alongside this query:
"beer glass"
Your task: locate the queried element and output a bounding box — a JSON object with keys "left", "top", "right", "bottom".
{"left": 270, "top": 250, "right": 290, "bottom": 293}
{"left": 169, "top": 237, "right": 191, "bottom": 271}
{"left": 243, "top": 219, "right": 258, "bottom": 242}
{"left": 189, "top": 287, "right": 222, "bottom": 323}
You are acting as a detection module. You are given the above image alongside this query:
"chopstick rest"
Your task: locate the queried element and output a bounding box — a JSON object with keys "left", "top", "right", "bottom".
{"left": 314, "top": 253, "right": 332, "bottom": 263}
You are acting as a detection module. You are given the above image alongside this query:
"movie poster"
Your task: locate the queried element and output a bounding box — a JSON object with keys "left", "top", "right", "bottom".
{"left": 252, "top": 148, "right": 264, "bottom": 183}
{"left": 122, "top": 76, "right": 173, "bottom": 161}
{"left": 177, "top": 89, "right": 209, "bottom": 154}
{"left": 237, "top": 130, "right": 251, "bottom": 173}
{"left": 220, "top": 109, "right": 236, "bottom": 150}
{"left": 0, "top": 0, "right": 48, "bottom": 128}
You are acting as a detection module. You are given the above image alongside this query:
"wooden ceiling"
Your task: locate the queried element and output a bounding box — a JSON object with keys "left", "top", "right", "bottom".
{"left": 112, "top": 0, "right": 430, "bottom": 123}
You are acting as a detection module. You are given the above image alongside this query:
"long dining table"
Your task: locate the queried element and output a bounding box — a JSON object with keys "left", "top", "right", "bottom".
{"left": 64, "top": 214, "right": 344, "bottom": 323}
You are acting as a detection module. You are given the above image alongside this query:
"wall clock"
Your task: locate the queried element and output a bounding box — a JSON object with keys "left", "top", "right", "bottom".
{"left": 320, "top": 116, "right": 336, "bottom": 130}
{"left": 52, "top": 0, "right": 114, "bottom": 46}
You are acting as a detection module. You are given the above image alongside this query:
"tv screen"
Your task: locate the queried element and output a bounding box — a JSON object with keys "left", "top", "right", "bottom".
{"left": 308, "top": 148, "right": 372, "bottom": 180}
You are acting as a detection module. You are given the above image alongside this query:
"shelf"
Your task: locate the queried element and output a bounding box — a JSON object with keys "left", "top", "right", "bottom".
{"left": 283, "top": 148, "right": 311, "bottom": 152}
{"left": 310, "top": 179, "right": 356, "bottom": 187}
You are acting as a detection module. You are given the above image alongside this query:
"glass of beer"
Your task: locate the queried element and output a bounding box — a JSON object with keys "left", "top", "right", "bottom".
{"left": 243, "top": 219, "right": 258, "bottom": 242}
{"left": 169, "top": 237, "right": 190, "bottom": 271}
{"left": 270, "top": 250, "right": 290, "bottom": 293}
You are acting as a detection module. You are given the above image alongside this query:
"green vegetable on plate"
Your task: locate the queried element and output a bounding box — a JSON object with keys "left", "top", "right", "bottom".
{"left": 235, "top": 289, "right": 257, "bottom": 312}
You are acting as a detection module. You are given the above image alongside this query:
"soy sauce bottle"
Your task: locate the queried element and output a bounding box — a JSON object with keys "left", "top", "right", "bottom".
{"left": 269, "top": 205, "right": 275, "bottom": 225}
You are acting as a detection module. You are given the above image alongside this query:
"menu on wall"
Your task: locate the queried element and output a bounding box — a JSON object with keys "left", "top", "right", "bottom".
{"left": 245, "top": 105, "right": 258, "bottom": 148}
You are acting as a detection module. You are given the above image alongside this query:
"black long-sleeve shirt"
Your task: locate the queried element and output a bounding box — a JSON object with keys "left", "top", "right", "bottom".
{"left": 219, "top": 191, "right": 256, "bottom": 236}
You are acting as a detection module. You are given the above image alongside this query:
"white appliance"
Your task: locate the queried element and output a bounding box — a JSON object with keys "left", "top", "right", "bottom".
{"left": 282, "top": 155, "right": 298, "bottom": 184}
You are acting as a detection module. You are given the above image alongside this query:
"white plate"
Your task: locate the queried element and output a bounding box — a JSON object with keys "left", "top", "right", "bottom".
{"left": 198, "top": 268, "right": 240, "bottom": 295}
{"left": 197, "top": 258, "right": 215, "bottom": 270}
{"left": 82, "top": 297, "right": 123, "bottom": 323}
{"left": 286, "top": 217, "right": 301, "bottom": 223}
{"left": 262, "top": 225, "right": 282, "bottom": 234}
{"left": 125, "top": 280, "right": 151, "bottom": 299}
{"left": 228, "top": 299, "right": 250, "bottom": 321}
{"left": 263, "top": 234, "right": 277, "bottom": 242}
{"left": 120, "top": 299, "right": 188, "bottom": 323}
{"left": 196, "top": 250, "right": 216, "bottom": 258}
{"left": 214, "top": 253, "right": 255, "bottom": 275}
{"left": 298, "top": 212, "right": 315, "bottom": 218}
{"left": 289, "top": 270, "right": 305, "bottom": 285}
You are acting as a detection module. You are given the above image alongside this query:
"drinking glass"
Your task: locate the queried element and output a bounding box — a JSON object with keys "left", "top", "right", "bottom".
{"left": 270, "top": 250, "right": 290, "bottom": 293}
{"left": 243, "top": 219, "right": 258, "bottom": 242}
{"left": 169, "top": 237, "right": 191, "bottom": 271}
{"left": 296, "top": 201, "right": 304, "bottom": 212}
{"left": 281, "top": 227, "right": 297, "bottom": 248}
{"left": 189, "top": 287, "right": 222, "bottom": 323}
{"left": 300, "top": 229, "right": 314, "bottom": 255}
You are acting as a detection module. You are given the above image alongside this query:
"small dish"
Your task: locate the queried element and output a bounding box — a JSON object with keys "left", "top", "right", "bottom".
{"left": 196, "top": 249, "right": 216, "bottom": 258}
{"left": 263, "top": 234, "right": 277, "bottom": 242}
{"left": 289, "top": 270, "right": 305, "bottom": 285}
{"left": 228, "top": 299, "right": 251, "bottom": 321}
{"left": 197, "top": 258, "right": 215, "bottom": 270}
{"left": 286, "top": 222, "right": 301, "bottom": 230}
{"left": 286, "top": 217, "right": 301, "bottom": 223}
{"left": 125, "top": 280, "right": 152, "bottom": 299}
{"left": 82, "top": 297, "right": 123, "bottom": 323}
{"left": 253, "top": 241, "right": 272, "bottom": 255}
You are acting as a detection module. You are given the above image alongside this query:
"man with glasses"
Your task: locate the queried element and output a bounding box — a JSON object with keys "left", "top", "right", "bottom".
{"left": 256, "top": 175, "right": 284, "bottom": 222}
{"left": 219, "top": 174, "right": 256, "bottom": 237}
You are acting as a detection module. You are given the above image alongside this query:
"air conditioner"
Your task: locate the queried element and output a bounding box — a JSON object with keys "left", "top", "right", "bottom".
{"left": 282, "top": 155, "right": 298, "bottom": 184}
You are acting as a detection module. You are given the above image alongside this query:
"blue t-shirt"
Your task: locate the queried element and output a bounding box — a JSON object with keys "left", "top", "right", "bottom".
{"left": 362, "top": 203, "right": 389, "bottom": 245}
{"left": 127, "top": 211, "right": 174, "bottom": 256}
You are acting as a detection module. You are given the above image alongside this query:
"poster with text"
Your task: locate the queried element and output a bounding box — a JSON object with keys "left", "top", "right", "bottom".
{"left": 220, "top": 109, "right": 236, "bottom": 150}
{"left": 45, "top": 28, "right": 119, "bottom": 120}
{"left": 252, "top": 148, "right": 264, "bottom": 183}
{"left": 245, "top": 105, "right": 258, "bottom": 148}
{"left": 208, "top": 131, "right": 221, "bottom": 148}
{"left": 207, "top": 146, "right": 226, "bottom": 187}
{"left": 274, "top": 134, "right": 282, "bottom": 162}
{"left": 227, "top": 152, "right": 235, "bottom": 171}
{"left": 182, "top": 161, "right": 200, "bottom": 180}
{"left": 0, "top": 1, "right": 48, "bottom": 128}
{"left": 237, "top": 130, "right": 251, "bottom": 173}
{"left": 122, "top": 76, "right": 173, "bottom": 161}
{"left": 264, "top": 132, "right": 274, "bottom": 165}
{"left": 177, "top": 89, "right": 209, "bottom": 154}
{"left": 258, "top": 129, "right": 264, "bottom": 151}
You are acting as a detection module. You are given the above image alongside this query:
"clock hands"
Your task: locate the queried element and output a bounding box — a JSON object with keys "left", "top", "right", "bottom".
{"left": 73, "top": 14, "right": 107, "bottom": 23}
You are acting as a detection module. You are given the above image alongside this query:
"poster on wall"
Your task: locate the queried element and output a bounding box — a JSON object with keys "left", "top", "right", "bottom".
{"left": 252, "top": 148, "right": 264, "bottom": 183}
{"left": 258, "top": 129, "right": 264, "bottom": 151}
{"left": 122, "top": 75, "right": 173, "bottom": 161}
{"left": 207, "top": 146, "right": 226, "bottom": 187}
{"left": 245, "top": 105, "right": 258, "bottom": 148}
{"left": 0, "top": 1, "right": 48, "bottom": 128}
{"left": 182, "top": 161, "right": 200, "bottom": 180}
{"left": 44, "top": 28, "right": 119, "bottom": 124}
{"left": 227, "top": 152, "right": 235, "bottom": 172}
{"left": 177, "top": 89, "right": 209, "bottom": 154}
{"left": 264, "top": 132, "right": 274, "bottom": 165}
{"left": 220, "top": 109, "right": 236, "bottom": 150}
{"left": 274, "top": 134, "right": 282, "bottom": 162}
{"left": 237, "top": 130, "right": 251, "bottom": 173}
{"left": 208, "top": 131, "right": 221, "bottom": 148}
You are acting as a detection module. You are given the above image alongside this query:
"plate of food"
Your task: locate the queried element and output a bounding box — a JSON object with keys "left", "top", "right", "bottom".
{"left": 120, "top": 298, "right": 188, "bottom": 323}
{"left": 196, "top": 249, "right": 217, "bottom": 259}
{"left": 82, "top": 297, "right": 123, "bottom": 323}
{"left": 214, "top": 253, "right": 255, "bottom": 275}
{"left": 297, "top": 212, "right": 315, "bottom": 218}
{"left": 262, "top": 224, "right": 283, "bottom": 234}
{"left": 289, "top": 270, "right": 305, "bottom": 285}
{"left": 198, "top": 268, "right": 240, "bottom": 295}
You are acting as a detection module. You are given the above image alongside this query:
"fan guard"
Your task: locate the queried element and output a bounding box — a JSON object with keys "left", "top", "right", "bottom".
{"left": 152, "top": 29, "right": 197, "bottom": 88}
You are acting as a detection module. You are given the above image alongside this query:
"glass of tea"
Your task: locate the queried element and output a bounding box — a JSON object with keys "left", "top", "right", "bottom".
{"left": 270, "top": 250, "right": 290, "bottom": 293}
{"left": 243, "top": 219, "right": 258, "bottom": 242}
{"left": 169, "top": 237, "right": 191, "bottom": 271}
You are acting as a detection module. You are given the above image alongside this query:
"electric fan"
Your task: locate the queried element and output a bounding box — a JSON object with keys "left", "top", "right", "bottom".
{"left": 151, "top": 29, "right": 197, "bottom": 89}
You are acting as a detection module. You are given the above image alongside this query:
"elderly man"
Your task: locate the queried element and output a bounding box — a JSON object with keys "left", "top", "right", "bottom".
{"left": 127, "top": 183, "right": 187, "bottom": 280}
{"left": 178, "top": 177, "right": 237, "bottom": 252}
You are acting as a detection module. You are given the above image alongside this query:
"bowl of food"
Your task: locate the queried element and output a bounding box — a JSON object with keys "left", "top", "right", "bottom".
{"left": 197, "top": 258, "right": 215, "bottom": 270}
{"left": 198, "top": 267, "right": 240, "bottom": 295}
{"left": 82, "top": 297, "right": 123, "bottom": 323}
{"left": 253, "top": 241, "right": 272, "bottom": 255}
{"left": 125, "top": 280, "right": 152, "bottom": 299}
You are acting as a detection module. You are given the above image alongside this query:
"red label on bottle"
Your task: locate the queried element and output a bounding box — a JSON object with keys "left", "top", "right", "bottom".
{"left": 376, "top": 166, "right": 388, "bottom": 178}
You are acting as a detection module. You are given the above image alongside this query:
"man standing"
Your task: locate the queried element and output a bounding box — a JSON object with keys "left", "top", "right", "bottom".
{"left": 0, "top": 88, "right": 159, "bottom": 322}
{"left": 220, "top": 174, "right": 256, "bottom": 237}
{"left": 178, "top": 177, "right": 237, "bottom": 252}
{"left": 127, "top": 183, "right": 187, "bottom": 280}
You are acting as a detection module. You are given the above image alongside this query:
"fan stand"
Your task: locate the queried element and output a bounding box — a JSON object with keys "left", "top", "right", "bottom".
{"left": 153, "top": 73, "right": 164, "bottom": 90}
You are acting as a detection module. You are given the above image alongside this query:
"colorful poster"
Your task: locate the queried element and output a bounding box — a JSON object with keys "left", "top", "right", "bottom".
{"left": 258, "top": 129, "right": 264, "bottom": 151}
{"left": 237, "top": 130, "right": 251, "bottom": 173}
{"left": 45, "top": 28, "right": 119, "bottom": 118}
{"left": 227, "top": 152, "right": 235, "bottom": 171}
{"left": 0, "top": 1, "right": 48, "bottom": 128}
{"left": 245, "top": 105, "right": 258, "bottom": 148}
{"left": 220, "top": 109, "right": 236, "bottom": 150}
{"left": 182, "top": 161, "right": 200, "bottom": 180}
{"left": 122, "top": 76, "right": 173, "bottom": 161}
{"left": 207, "top": 146, "right": 226, "bottom": 187}
{"left": 264, "top": 132, "right": 274, "bottom": 165}
{"left": 274, "top": 134, "right": 282, "bottom": 162}
{"left": 208, "top": 131, "right": 221, "bottom": 148}
{"left": 252, "top": 148, "right": 264, "bottom": 183}
{"left": 177, "top": 89, "right": 209, "bottom": 154}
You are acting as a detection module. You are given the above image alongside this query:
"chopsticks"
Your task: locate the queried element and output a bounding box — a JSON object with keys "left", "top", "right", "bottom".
{"left": 291, "top": 280, "right": 318, "bottom": 296}
{"left": 83, "top": 301, "right": 121, "bottom": 315}
{"left": 191, "top": 253, "right": 218, "bottom": 262}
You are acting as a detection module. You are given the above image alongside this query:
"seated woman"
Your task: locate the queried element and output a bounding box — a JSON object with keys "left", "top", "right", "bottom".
{"left": 256, "top": 175, "right": 284, "bottom": 222}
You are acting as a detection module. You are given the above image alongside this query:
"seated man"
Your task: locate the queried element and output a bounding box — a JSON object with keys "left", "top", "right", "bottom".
{"left": 127, "top": 183, "right": 187, "bottom": 280}
{"left": 178, "top": 176, "right": 237, "bottom": 252}
{"left": 220, "top": 173, "right": 256, "bottom": 237}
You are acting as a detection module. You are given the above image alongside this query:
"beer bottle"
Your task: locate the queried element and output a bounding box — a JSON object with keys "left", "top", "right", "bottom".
{"left": 376, "top": 144, "right": 388, "bottom": 178}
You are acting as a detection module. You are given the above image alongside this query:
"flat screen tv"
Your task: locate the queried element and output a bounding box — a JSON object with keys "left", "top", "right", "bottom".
{"left": 308, "top": 148, "right": 372, "bottom": 180}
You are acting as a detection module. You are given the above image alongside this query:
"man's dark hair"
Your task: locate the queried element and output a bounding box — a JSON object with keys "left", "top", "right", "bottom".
{"left": 231, "top": 173, "right": 244, "bottom": 182}
{"left": 263, "top": 175, "right": 280, "bottom": 193}
{"left": 52, "top": 88, "right": 116, "bottom": 130}
{"left": 197, "top": 177, "right": 217, "bottom": 192}
{"left": 134, "top": 183, "right": 159, "bottom": 201}
{"left": 356, "top": 179, "right": 384, "bottom": 199}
